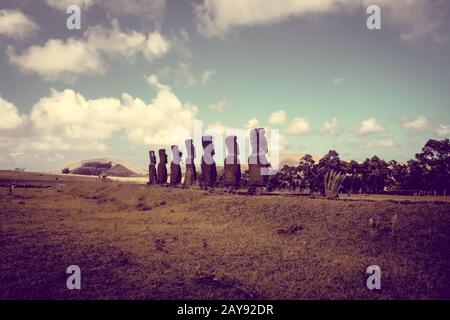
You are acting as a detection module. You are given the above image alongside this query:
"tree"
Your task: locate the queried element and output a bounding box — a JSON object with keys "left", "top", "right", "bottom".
{"left": 387, "top": 160, "right": 407, "bottom": 190}
{"left": 297, "top": 154, "right": 316, "bottom": 191}
{"left": 415, "top": 139, "right": 450, "bottom": 194}
{"left": 340, "top": 160, "right": 362, "bottom": 193}
{"left": 313, "top": 150, "right": 341, "bottom": 194}
{"left": 62, "top": 168, "right": 70, "bottom": 174}
{"left": 404, "top": 159, "right": 425, "bottom": 191}
{"left": 362, "top": 156, "right": 389, "bottom": 193}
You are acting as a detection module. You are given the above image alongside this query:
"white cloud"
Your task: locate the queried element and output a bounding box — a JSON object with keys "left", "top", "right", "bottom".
{"left": 145, "top": 74, "right": 170, "bottom": 91}
{"left": 436, "top": 124, "right": 450, "bottom": 137}
{"left": 144, "top": 31, "right": 171, "bottom": 59}
{"left": 1, "top": 75, "right": 198, "bottom": 155}
{"left": 321, "top": 117, "right": 340, "bottom": 135}
{"left": 194, "top": 0, "right": 450, "bottom": 44}
{"left": 206, "top": 121, "right": 227, "bottom": 134}
{"left": 401, "top": 115, "right": 428, "bottom": 131}
{"left": 284, "top": 117, "right": 312, "bottom": 135}
{"left": 0, "top": 10, "right": 38, "bottom": 39}
{"left": 194, "top": 0, "right": 358, "bottom": 38}
{"left": 245, "top": 118, "right": 260, "bottom": 129}
{"left": 209, "top": 101, "right": 229, "bottom": 112}
{"left": 355, "top": 118, "right": 386, "bottom": 135}
{"left": 84, "top": 20, "right": 147, "bottom": 58}
{"left": 7, "top": 39, "right": 104, "bottom": 81}
{"left": 0, "top": 95, "right": 24, "bottom": 130}
{"left": 7, "top": 20, "right": 170, "bottom": 81}
{"left": 268, "top": 110, "right": 286, "bottom": 125}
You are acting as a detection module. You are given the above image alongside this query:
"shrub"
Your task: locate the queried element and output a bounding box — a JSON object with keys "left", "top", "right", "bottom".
{"left": 324, "top": 170, "right": 346, "bottom": 199}
{"left": 82, "top": 161, "right": 112, "bottom": 169}
{"left": 72, "top": 166, "right": 101, "bottom": 176}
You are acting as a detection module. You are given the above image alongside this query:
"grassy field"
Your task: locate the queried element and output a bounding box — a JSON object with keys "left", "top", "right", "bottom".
{"left": 0, "top": 170, "right": 449, "bottom": 299}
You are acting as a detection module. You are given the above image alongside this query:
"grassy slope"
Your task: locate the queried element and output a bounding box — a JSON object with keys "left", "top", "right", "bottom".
{"left": 0, "top": 171, "right": 449, "bottom": 299}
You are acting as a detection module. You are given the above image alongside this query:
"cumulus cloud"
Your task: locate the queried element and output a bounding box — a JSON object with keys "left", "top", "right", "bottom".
{"left": 7, "top": 20, "right": 170, "bottom": 81}
{"left": 206, "top": 121, "right": 227, "bottom": 134}
{"left": 436, "top": 124, "right": 450, "bottom": 137}
{"left": 7, "top": 39, "right": 105, "bottom": 81}
{"left": 144, "top": 31, "right": 171, "bottom": 59}
{"left": 268, "top": 110, "right": 287, "bottom": 125}
{"left": 355, "top": 118, "right": 386, "bottom": 135}
{"left": 245, "top": 118, "right": 260, "bottom": 129}
{"left": 321, "top": 117, "right": 340, "bottom": 136}
{"left": 401, "top": 115, "right": 429, "bottom": 131}
{"left": 0, "top": 95, "right": 24, "bottom": 130}
{"left": 194, "top": 0, "right": 450, "bottom": 44}
{"left": 284, "top": 117, "right": 312, "bottom": 135}
{"left": 209, "top": 101, "right": 229, "bottom": 112}
{"left": 194, "top": 0, "right": 357, "bottom": 38}
{"left": 0, "top": 9, "right": 38, "bottom": 39}
{"left": 0, "top": 75, "right": 198, "bottom": 155}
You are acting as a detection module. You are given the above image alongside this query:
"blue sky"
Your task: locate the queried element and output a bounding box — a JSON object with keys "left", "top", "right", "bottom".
{"left": 0, "top": 0, "right": 449, "bottom": 171}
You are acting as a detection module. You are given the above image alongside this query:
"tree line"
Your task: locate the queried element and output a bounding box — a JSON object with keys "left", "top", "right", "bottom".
{"left": 267, "top": 139, "right": 450, "bottom": 195}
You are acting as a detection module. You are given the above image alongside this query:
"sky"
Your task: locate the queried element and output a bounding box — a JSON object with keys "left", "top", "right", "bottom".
{"left": 0, "top": 0, "right": 449, "bottom": 171}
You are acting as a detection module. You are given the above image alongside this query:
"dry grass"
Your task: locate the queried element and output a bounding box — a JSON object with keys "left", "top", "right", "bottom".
{"left": 1, "top": 170, "right": 449, "bottom": 299}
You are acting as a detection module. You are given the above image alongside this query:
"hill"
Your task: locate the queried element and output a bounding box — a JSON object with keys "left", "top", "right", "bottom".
{"left": 60, "top": 157, "right": 146, "bottom": 176}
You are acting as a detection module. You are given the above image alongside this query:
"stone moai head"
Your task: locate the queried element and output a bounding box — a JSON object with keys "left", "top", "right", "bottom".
{"left": 250, "top": 128, "right": 268, "bottom": 155}
{"left": 158, "top": 149, "right": 168, "bottom": 164}
{"left": 225, "top": 136, "right": 239, "bottom": 156}
{"left": 149, "top": 150, "right": 157, "bottom": 164}
{"left": 185, "top": 139, "right": 195, "bottom": 164}
{"left": 171, "top": 145, "right": 183, "bottom": 165}
{"left": 202, "top": 135, "right": 215, "bottom": 165}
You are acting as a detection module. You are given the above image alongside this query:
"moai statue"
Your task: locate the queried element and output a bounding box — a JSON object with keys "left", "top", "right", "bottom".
{"left": 200, "top": 135, "right": 217, "bottom": 189}
{"left": 184, "top": 139, "right": 197, "bottom": 187}
{"left": 248, "top": 128, "right": 271, "bottom": 194}
{"left": 224, "top": 136, "right": 241, "bottom": 191}
{"left": 170, "top": 145, "right": 183, "bottom": 186}
{"left": 157, "top": 149, "right": 168, "bottom": 185}
{"left": 148, "top": 150, "right": 157, "bottom": 185}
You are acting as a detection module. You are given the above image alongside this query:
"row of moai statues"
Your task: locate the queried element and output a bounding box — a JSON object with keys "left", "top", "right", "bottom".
{"left": 148, "top": 128, "right": 271, "bottom": 192}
